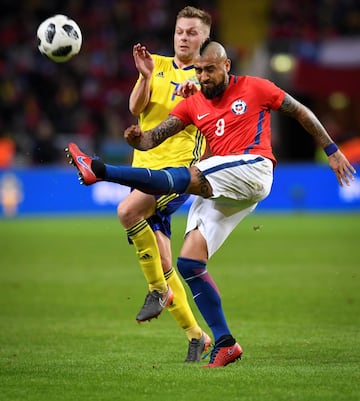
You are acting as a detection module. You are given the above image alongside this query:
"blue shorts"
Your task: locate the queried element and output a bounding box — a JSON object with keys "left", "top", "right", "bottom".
{"left": 128, "top": 192, "right": 190, "bottom": 243}
{"left": 148, "top": 193, "right": 190, "bottom": 238}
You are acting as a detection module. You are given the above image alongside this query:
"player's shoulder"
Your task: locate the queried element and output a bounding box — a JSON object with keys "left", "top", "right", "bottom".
{"left": 232, "top": 74, "right": 264, "bottom": 83}
{"left": 151, "top": 54, "right": 174, "bottom": 69}
{"left": 237, "top": 74, "right": 277, "bottom": 87}
{"left": 233, "top": 75, "right": 281, "bottom": 94}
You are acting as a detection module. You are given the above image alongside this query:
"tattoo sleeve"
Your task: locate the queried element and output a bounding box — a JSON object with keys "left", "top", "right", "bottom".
{"left": 142, "top": 115, "right": 185, "bottom": 149}
{"left": 279, "top": 93, "right": 333, "bottom": 148}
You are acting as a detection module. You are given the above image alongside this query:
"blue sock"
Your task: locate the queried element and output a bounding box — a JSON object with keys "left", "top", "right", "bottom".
{"left": 177, "top": 257, "right": 231, "bottom": 342}
{"left": 103, "top": 164, "right": 190, "bottom": 194}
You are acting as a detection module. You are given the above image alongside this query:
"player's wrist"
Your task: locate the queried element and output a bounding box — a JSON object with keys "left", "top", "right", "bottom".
{"left": 139, "top": 73, "right": 151, "bottom": 81}
{"left": 324, "top": 143, "right": 339, "bottom": 156}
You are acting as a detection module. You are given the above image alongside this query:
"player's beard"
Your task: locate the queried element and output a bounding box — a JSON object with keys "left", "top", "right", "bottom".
{"left": 200, "top": 80, "right": 227, "bottom": 99}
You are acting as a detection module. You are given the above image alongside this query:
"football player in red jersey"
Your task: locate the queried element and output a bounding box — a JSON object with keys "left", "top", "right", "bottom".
{"left": 66, "top": 40, "right": 356, "bottom": 367}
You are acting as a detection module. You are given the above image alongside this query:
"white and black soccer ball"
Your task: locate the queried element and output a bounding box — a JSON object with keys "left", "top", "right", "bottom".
{"left": 37, "top": 14, "right": 82, "bottom": 63}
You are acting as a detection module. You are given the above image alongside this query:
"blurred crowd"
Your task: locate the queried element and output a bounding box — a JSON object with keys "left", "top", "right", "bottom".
{"left": 267, "top": 0, "right": 360, "bottom": 163}
{"left": 0, "top": 0, "right": 216, "bottom": 167}
{"left": 269, "top": 0, "right": 360, "bottom": 39}
{"left": 0, "top": 0, "right": 359, "bottom": 168}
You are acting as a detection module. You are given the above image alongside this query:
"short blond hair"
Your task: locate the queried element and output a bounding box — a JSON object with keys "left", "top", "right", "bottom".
{"left": 176, "top": 6, "right": 212, "bottom": 31}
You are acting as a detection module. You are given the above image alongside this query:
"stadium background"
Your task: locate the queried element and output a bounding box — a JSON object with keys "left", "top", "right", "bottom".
{"left": 1, "top": 4, "right": 359, "bottom": 399}
{"left": 0, "top": 0, "right": 359, "bottom": 217}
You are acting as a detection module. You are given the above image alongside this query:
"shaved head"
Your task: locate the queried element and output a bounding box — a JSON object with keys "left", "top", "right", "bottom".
{"left": 194, "top": 40, "right": 231, "bottom": 99}
{"left": 199, "top": 40, "right": 227, "bottom": 61}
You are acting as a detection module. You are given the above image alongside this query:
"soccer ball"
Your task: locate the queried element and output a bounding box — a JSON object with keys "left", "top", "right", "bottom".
{"left": 37, "top": 14, "right": 82, "bottom": 63}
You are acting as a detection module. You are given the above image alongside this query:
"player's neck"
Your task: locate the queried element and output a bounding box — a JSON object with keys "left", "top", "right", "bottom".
{"left": 174, "top": 57, "right": 193, "bottom": 69}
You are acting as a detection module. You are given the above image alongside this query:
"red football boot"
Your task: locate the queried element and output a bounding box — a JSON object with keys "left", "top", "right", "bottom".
{"left": 65, "top": 142, "right": 100, "bottom": 185}
{"left": 203, "top": 342, "right": 243, "bottom": 368}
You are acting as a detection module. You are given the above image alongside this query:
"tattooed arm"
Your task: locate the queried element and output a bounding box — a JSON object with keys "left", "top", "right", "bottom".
{"left": 124, "top": 115, "right": 186, "bottom": 151}
{"left": 279, "top": 93, "right": 356, "bottom": 186}
{"left": 279, "top": 93, "right": 334, "bottom": 147}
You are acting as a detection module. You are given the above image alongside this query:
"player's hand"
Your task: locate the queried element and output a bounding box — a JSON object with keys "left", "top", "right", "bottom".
{"left": 124, "top": 125, "right": 143, "bottom": 148}
{"left": 133, "top": 43, "right": 154, "bottom": 79}
{"left": 174, "top": 80, "right": 199, "bottom": 98}
{"left": 328, "top": 150, "right": 356, "bottom": 187}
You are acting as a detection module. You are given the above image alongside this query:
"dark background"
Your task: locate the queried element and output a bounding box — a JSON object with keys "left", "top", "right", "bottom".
{"left": 0, "top": 0, "right": 359, "bottom": 167}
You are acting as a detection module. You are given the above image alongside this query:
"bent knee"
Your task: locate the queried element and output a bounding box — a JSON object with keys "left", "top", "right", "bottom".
{"left": 117, "top": 201, "right": 141, "bottom": 227}
{"left": 117, "top": 202, "right": 128, "bottom": 225}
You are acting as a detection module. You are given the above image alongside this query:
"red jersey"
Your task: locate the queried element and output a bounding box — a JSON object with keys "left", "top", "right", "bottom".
{"left": 170, "top": 75, "right": 285, "bottom": 164}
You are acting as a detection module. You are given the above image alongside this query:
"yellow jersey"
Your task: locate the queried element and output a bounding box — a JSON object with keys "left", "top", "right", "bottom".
{"left": 132, "top": 55, "right": 205, "bottom": 169}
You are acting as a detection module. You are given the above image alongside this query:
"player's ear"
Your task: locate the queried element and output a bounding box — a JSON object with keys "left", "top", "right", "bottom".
{"left": 225, "top": 58, "right": 231, "bottom": 72}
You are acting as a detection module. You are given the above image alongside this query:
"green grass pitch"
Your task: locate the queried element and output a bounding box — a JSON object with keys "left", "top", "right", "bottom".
{"left": 0, "top": 213, "right": 359, "bottom": 401}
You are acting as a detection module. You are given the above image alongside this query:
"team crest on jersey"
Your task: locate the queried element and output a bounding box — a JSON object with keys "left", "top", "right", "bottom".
{"left": 231, "top": 99, "right": 247, "bottom": 115}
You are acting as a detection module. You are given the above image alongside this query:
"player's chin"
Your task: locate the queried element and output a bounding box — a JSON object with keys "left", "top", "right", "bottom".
{"left": 201, "top": 86, "right": 217, "bottom": 99}
{"left": 176, "top": 48, "right": 191, "bottom": 59}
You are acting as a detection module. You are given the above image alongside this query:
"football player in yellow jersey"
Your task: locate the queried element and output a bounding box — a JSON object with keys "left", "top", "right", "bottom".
{"left": 117, "top": 6, "right": 212, "bottom": 362}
